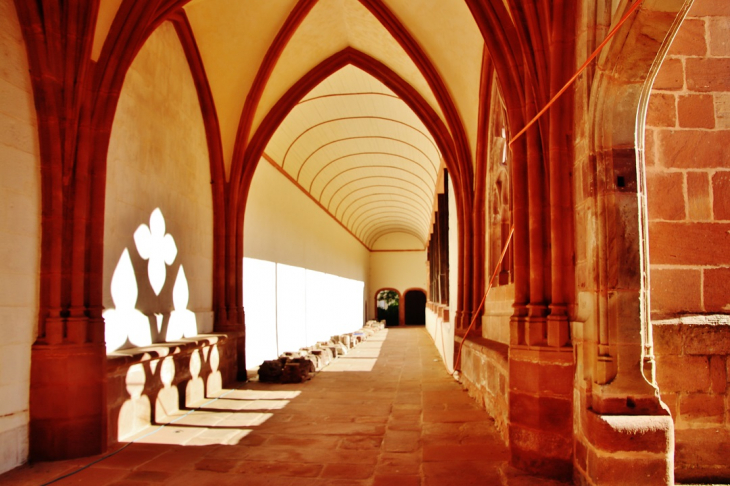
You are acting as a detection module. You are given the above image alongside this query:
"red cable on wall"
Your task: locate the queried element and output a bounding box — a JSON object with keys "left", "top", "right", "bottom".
{"left": 454, "top": 225, "right": 514, "bottom": 373}
{"left": 454, "top": 0, "right": 646, "bottom": 373}
{"left": 509, "top": 0, "right": 646, "bottom": 147}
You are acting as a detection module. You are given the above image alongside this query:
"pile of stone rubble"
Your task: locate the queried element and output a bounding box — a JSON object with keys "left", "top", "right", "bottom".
{"left": 257, "top": 320, "right": 386, "bottom": 383}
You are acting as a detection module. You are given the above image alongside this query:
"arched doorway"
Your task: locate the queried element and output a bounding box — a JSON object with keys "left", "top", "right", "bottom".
{"left": 375, "top": 289, "right": 401, "bottom": 327}
{"left": 404, "top": 289, "right": 426, "bottom": 325}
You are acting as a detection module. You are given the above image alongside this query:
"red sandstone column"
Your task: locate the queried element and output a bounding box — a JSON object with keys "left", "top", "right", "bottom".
{"left": 31, "top": 314, "right": 107, "bottom": 460}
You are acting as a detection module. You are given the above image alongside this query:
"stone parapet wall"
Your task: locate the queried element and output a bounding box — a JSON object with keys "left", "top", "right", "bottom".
{"left": 458, "top": 336, "right": 509, "bottom": 442}
{"left": 106, "top": 333, "right": 239, "bottom": 444}
{"left": 653, "top": 316, "right": 730, "bottom": 483}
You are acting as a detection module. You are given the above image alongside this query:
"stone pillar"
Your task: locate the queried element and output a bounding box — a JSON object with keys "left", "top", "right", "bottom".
{"left": 573, "top": 1, "right": 690, "bottom": 484}
{"left": 508, "top": 318, "right": 576, "bottom": 479}
{"left": 30, "top": 316, "right": 107, "bottom": 460}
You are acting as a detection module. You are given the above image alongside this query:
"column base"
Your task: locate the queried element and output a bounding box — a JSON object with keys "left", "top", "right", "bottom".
{"left": 30, "top": 343, "right": 106, "bottom": 461}
{"left": 575, "top": 409, "right": 674, "bottom": 486}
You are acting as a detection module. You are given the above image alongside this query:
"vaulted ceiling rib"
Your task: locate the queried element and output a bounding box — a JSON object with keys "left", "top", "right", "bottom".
{"left": 264, "top": 65, "right": 440, "bottom": 248}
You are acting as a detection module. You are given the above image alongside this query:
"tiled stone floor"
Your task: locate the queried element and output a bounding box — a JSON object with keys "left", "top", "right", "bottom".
{"left": 1, "top": 328, "right": 569, "bottom": 485}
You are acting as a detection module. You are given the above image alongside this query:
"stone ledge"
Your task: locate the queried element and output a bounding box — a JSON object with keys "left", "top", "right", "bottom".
{"left": 457, "top": 333, "right": 509, "bottom": 361}
{"left": 653, "top": 315, "right": 730, "bottom": 356}
{"left": 584, "top": 411, "right": 674, "bottom": 454}
{"left": 654, "top": 314, "right": 730, "bottom": 326}
{"left": 106, "top": 332, "right": 240, "bottom": 371}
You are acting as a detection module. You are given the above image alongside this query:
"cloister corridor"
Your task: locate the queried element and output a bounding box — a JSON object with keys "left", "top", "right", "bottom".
{"left": 1, "top": 328, "right": 569, "bottom": 486}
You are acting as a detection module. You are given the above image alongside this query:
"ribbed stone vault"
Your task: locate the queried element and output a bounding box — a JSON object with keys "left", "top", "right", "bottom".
{"left": 264, "top": 65, "right": 441, "bottom": 248}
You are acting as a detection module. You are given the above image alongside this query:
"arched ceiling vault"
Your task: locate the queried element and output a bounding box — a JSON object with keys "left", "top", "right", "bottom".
{"left": 264, "top": 64, "right": 440, "bottom": 248}
{"left": 168, "top": 0, "right": 484, "bottom": 250}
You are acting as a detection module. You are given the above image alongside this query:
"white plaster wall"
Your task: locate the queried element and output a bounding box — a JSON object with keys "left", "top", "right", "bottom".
{"left": 245, "top": 161, "right": 371, "bottom": 281}
{"left": 0, "top": 0, "right": 40, "bottom": 473}
{"left": 369, "top": 251, "right": 427, "bottom": 318}
{"left": 243, "top": 160, "right": 370, "bottom": 366}
{"left": 104, "top": 22, "right": 214, "bottom": 351}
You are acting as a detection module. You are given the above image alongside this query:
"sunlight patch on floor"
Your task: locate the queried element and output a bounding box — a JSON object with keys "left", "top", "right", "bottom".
{"left": 122, "top": 388, "right": 296, "bottom": 446}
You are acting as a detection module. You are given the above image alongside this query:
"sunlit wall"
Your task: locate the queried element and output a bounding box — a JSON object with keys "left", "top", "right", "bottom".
{"left": 244, "top": 160, "right": 370, "bottom": 368}
{"left": 244, "top": 258, "right": 365, "bottom": 368}
{"left": 103, "top": 22, "right": 214, "bottom": 352}
{"left": 0, "top": 0, "right": 41, "bottom": 473}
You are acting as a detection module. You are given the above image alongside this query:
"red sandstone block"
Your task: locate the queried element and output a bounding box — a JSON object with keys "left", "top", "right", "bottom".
{"left": 195, "top": 459, "right": 236, "bottom": 473}
{"left": 649, "top": 222, "right": 730, "bottom": 265}
{"left": 649, "top": 268, "right": 702, "bottom": 316}
{"left": 422, "top": 461, "right": 502, "bottom": 485}
{"left": 136, "top": 447, "right": 209, "bottom": 473}
{"left": 709, "top": 17, "right": 730, "bottom": 56}
{"left": 656, "top": 355, "right": 710, "bottom": 392}
{"left": 712, "top": 172, "right": 730, "bottom": 220}
{"left": 575, "top": 439, "right": 588, "bottom": 473}
{"left": 422, "top": 410, "right": 486, "bottom": 423}
{"left": 339, "top": 436, "right": 382, "bottom": 450}
{"left": 321, "top": 464, "right": 375, "bottom": 480}
{"left": 509, "top": 359, "right": 574, "bottom": 397}
{"left": 647, "top": 93, "right": 677, "bottom": 128}
{"left": 678, "top": 393, "right": 725, "bottom": 423}
{"left": 660, "top": 392, "right": 679, "bottom": 419}
{"left": 375, "top": 452, "right": 421, "bottom": 476}
{"left": 678, "top": 94, "right": 715, "bottom": 128}
{"left": 509, "top": 392, "right": 572, "bottom": 435}
{"left": 373, "top": 475, "right": 421, "bottom": 486}
{"left": 164, "top": 470, "right": 251, "bottom": 486}
{"left": 423, "top": 443, "right": 490, "bottom": 462}
{"left": 646, "top": 171, "right": 685, "bottom": 220}
{"left": 583, "top": 410, "right": 673, "bottom": 454}
{"left": 123, "top": 470, "right": 173, "bottom": 482}
{"left": 687, "top": 58, "right": 730, "bottom": 92}
{"left": 235, "top": 461, "right": 323, "bottom": 477}
{"left": 689, "top": 0, "right": 730, "bottom": 17}
{"left": 675, "top": 427, "right": 730, "bottom": 470}
{"left": 509, "top": 426, "right": 572, "bottom": 479}
{"left": 54, "top": 466, "right": 129, "bottom": 485}
{"left": 668, "top": 19, "right": 707, "bottom": 57}
{"left": 645, "top": 129, "right": 656, "bottom": 167}
{"left": 654, "top": 58, "right": 684, "bottom": 91}
{"left": 704, "top": 267, "right": 730, "bottom": 312}
{"left": 686, "top": 171, "right": 712, "bottom": 221}
{"left": 710, "top": 356, "right": 727, "bottom": 394}
{"left": 657, "top": 129, "right": 730, "bottom": 169}
{"left": 587, "top": 449, "right": 672, "bottom": 486}
{"left": 383, "top": 430, "right": 420, "bottom": 453}
{"left": 683, "top": 323, "right": 730, "bottom": 355}
{"left": 652, "top": 323, "right": 683, "bottom": 355}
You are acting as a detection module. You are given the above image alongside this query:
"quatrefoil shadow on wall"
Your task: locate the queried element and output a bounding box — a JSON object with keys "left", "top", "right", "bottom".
{"left": 104, "top": 208, "right": 198, "bottom": 353}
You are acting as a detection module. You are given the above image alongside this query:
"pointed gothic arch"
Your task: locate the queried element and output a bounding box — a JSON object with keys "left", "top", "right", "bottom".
{"left": 231, "top": 48, "right": 472, "bottom": 365}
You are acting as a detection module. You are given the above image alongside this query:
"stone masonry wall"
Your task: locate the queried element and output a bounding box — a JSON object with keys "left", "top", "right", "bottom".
{"left": 654, "top": 317, "right": 730, "bottom": 483}
{"left": 0, "top": 0, "right": 41, "bottom": 474}
{"left": 459, "top": 337, "right": 509, "bottom": 441}
{"left": 647, "top": 4, "right": 730, "bottom": 482}
{"left": 645, "top": 0, "right": 730, "bottom": 319}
